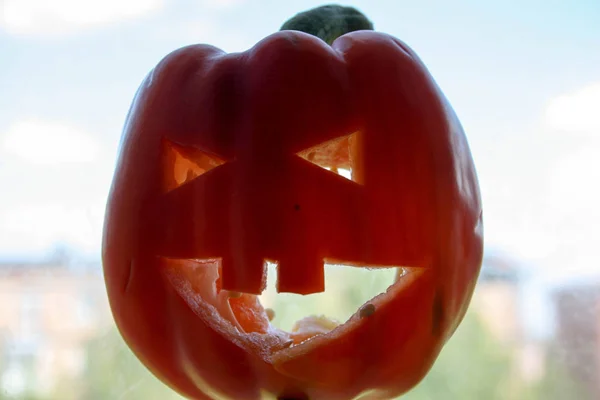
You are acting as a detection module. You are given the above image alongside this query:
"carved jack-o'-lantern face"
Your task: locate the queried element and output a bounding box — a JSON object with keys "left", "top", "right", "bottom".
{"left": 103, "top": 28, "right": 483, "bottom": 400}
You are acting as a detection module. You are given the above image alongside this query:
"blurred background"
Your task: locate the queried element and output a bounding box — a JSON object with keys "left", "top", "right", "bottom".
{"left": 0, "top": 0, "right": 598, "bottom": 399}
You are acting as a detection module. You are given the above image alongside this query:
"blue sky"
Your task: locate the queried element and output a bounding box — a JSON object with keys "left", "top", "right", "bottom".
{"left": 0, "top": 0, "right": 599, "bottom": 287}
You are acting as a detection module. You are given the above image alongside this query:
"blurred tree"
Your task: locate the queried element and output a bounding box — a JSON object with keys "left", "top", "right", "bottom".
{"left": 64, "top": 328, "right": 182, "bottom": 400}
{"left": 0, "top": 355, "right": 44, "bottom": 400}
{"left": 403, "top": 312, "right": 514, "bottom": 400}
{"left": 521, "top": 343, "right": 592, "bottom": 400}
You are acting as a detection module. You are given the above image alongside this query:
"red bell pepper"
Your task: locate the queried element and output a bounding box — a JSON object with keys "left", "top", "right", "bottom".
{"left": 103, "top": 5, "right": 483, "bottom": 399}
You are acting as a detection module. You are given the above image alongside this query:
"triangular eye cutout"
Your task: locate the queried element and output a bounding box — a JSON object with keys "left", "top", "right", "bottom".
{"left": 297, "top": 132, "right": 361, "bottom": 183}
{"left": 161, "top": 138, "right": 226, "bottom": 192}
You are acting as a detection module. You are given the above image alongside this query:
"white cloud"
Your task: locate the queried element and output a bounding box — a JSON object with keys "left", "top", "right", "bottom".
{"left": 536, "top": 139, "right": 600, "bottom": 282}
{"left": 0, "top": 118, "right": 110, "bottom": 258}
{"left": 480, "top": 82, "right": 600, "bottom": 280}
{"left": 1, "top": 0, "right": 165, "bottom": 36}
{"left": 2, "top": 119, "right": 100, "bottom": 164}
{"left": 531, "top": 82, "right": 600, "bottom": 281}
{"left": 544, "top": 82, "right": 600, "bottom": 135}
{"left": 0, "top": 203, "right": 105, "bottom": 255}
{"left": 484, "top": 220, "right": 557, "bottom": 261}
{"left": 547, "top": 143, "right": 600, "bottom": 216}
{"left": 200, "top": 0, "right": 246, "bottom": 9}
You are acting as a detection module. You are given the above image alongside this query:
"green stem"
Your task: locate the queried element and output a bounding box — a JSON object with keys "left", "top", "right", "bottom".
{"left": 280, "top": 4, "right": 374, "bottom": 45}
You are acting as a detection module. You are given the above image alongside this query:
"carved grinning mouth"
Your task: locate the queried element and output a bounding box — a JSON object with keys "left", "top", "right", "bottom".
{"left": 257, "top": 262, "right": 414, "bottom": 344}
{"left": 161, "top": 256, "right": 421, "bottom": 348}
{"left": 157, "top": 134, "right": 426, "bottom": 347}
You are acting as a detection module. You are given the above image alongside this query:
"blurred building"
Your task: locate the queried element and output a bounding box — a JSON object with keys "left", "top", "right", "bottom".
{"left": 0, "top": 260, "right": 112, "bottom": 398}
{"left": 472, "top": 251, "right": 548, "bottom": 389}
{"left": 553, "top": 283, "right": 600, "bottom": 396}
{"left": 475, "top": 252, "right": 522, "bottom": 344}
